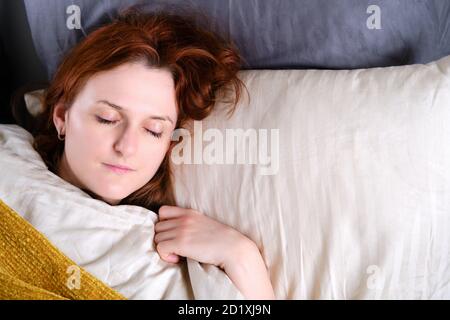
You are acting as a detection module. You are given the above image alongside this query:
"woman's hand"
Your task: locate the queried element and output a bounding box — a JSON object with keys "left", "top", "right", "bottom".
{"left": 154, "top": 205, "right": 275, "bottom": 299}
{"left": 154, "top": 205, "right": 251, "bottom": 267}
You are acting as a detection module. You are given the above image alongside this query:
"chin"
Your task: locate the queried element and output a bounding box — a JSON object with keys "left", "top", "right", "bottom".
{"left": 93, "top": 187, "right": 133, "bottom": 204}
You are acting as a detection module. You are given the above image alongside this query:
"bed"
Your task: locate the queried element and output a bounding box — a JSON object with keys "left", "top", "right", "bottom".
{"left": 0, "top": 0, "right": 449, "bottom": 299}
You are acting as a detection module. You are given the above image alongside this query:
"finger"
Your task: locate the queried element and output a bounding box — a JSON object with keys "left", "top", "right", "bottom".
{"left": 158, "top": 205, "right": 191, "bottom": 221}
{"left": 154, "top": 229, "right": 178, "bottom": 244}
{"left": 166, "top": 254, "right": 180, "bottom": 264}
{"left": 154, "top": 219, "right": 180, "bottom": 233}
{"left": 156, "top": 240, "right": 181, "bottom": 264}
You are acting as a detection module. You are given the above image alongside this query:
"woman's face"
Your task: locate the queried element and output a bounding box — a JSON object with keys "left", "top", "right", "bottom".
{"left": 53, "top": 62, "right": 178, "bottom": 205}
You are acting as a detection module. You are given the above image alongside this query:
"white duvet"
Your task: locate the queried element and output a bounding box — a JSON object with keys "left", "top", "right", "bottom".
{"left": 0, "top": 125, "right": 243, "bottom": 299}
{"left": 2, "top": 54, "right": 450, "bottom": 299}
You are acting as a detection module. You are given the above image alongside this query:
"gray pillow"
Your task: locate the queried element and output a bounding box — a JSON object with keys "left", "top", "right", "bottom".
{"left": 24, "top": 0, "right": 450, "bottom": 80}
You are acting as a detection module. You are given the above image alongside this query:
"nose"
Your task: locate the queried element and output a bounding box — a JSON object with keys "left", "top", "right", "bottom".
{"left": 113, "top": 124, "right": 138, "bottom": 157}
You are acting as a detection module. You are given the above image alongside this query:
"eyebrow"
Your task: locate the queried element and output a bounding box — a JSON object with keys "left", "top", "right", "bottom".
{"left": 97, "top": 100, "right": 174, "bottom": 125}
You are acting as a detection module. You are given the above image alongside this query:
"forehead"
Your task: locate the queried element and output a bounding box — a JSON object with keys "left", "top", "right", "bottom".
{"left": 76, "top": 63, "right": 178, "bottom": 119}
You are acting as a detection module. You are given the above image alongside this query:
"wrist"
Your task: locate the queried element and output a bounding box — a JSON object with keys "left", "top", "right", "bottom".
{"left": 220, "top": 234, "right": 257, "bottom": 270}
{"left": 222, "top": 239, "right": 275, "bottom": 300}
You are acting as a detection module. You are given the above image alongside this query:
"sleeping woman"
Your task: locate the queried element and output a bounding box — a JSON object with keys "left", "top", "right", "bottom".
{"left": 31, "top": 9, "right": 275, "bottom": 299}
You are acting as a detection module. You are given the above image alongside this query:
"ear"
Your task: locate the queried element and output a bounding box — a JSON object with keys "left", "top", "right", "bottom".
{"left": 53, "top": 103, "right": 67, "bottom": 134}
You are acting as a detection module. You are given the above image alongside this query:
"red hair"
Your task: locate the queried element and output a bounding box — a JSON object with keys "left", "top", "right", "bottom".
{"left": 33, "top": 8, "right": 247, "bottom": 212}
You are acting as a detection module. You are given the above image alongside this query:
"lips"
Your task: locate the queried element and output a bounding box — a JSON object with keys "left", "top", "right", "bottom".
{"left": 103, "top": 163, "right": 135, "bottom": 174}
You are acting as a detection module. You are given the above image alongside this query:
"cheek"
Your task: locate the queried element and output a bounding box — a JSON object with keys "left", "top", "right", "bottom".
{"left": 139, "top": 141, "right": 169, "bottom": 172}
{"left": 65, "top": 117, "right": 109, "bottom": 159}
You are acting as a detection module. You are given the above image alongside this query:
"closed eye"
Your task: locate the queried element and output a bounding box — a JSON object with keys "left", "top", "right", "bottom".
{"left": 146, "top": 129, "right": 162, "bottom": 139}
{"left": 96, "top": 116, "right": 117, "bottom": 125}
{"left": 95, "top": 116, "right": 162, "bottom": 139}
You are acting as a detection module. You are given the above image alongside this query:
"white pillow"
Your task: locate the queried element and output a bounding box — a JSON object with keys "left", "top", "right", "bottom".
{"left": 0, "top": 124, "right": 244, "bottom": 300}
{"left": 171, "top": 56, "right": 450, "bottom": 299}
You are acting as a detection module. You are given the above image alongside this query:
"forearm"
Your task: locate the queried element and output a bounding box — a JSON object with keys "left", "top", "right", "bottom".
{"left": 223, "top": 240, "right": 275, "bottom": 300}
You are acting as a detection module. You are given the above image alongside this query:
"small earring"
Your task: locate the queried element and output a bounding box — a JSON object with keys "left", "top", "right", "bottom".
{"left": 57, "top": 130, "right": 65, "bottom": 141}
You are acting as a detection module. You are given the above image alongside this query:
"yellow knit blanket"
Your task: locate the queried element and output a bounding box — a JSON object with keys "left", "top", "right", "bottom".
{"left": 0, "top": 198, "right": 126, "bottom": 300}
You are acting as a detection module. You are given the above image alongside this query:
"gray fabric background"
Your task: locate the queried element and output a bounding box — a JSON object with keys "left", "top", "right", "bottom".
{"left": 23, "top": 0, "right": 450, "bottom": 79}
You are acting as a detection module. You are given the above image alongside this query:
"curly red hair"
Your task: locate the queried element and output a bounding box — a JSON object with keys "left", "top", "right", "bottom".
{"left": 33, "top": 8, "right": 247, "bottom": 212}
